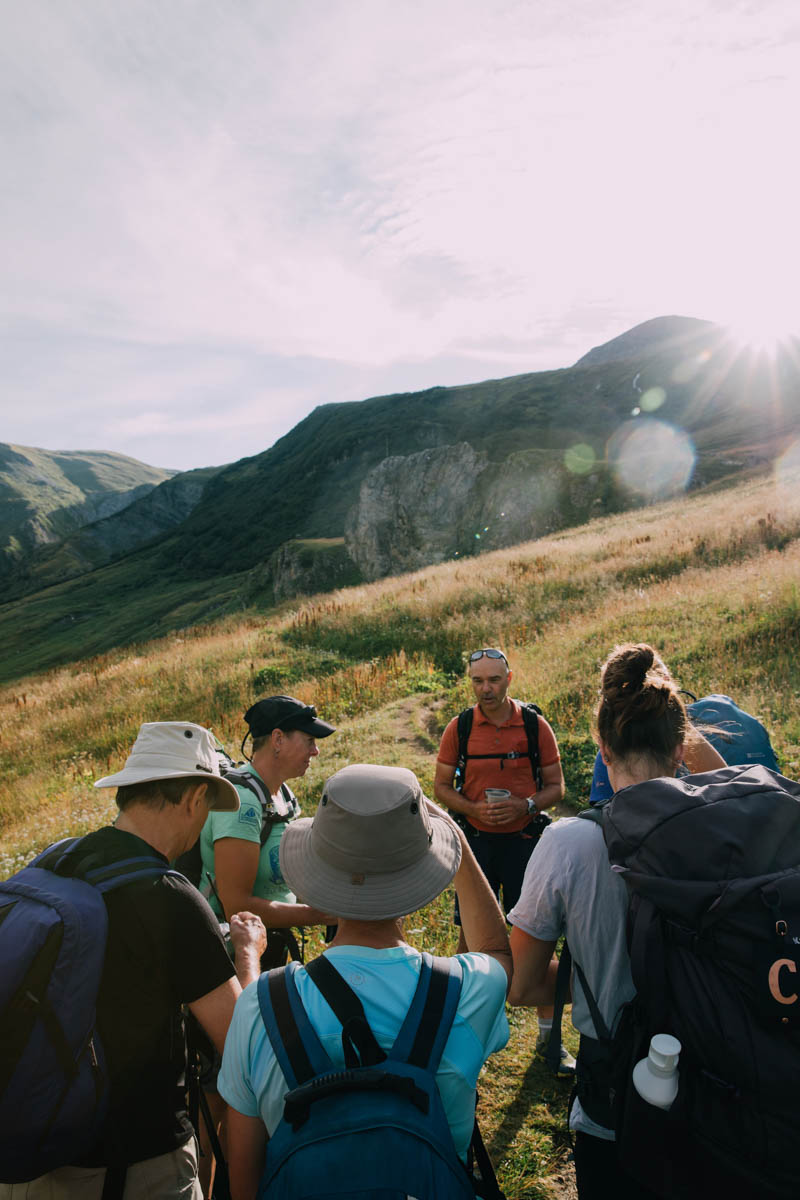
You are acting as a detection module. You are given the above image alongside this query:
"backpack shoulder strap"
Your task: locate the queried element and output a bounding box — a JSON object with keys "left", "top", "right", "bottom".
{"left": 257, "top": 961, "right": 333, "bottom": 1089}
{"left": 390, "top": 952, "right": 463, "bottom": 1072}
{"left": 456, "top": 707, "right": 475, "bottom": 776}
{"left": 548, "top": 936, "right": 610, "bottom": 1071}
{"left": 519, "top": 702, "right": 542, "bottom": 787}
{"left": 304, "top": 955, "right": 387, "bottom": 1068}
{"left": 278, "top": 782, "right": 301, "bottom": 822}
{"left": 578, "top": 806, "right": 605, "bottom": 826}
{"left": 36, "top": 834, "right": 170, "bottom": 893}
{"left": 222, "top": 767, "right": 277, "bottom": 845}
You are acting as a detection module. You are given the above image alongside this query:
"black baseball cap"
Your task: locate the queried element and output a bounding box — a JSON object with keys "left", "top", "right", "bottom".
{"left": 244, "top": 695, "right": 336, "bottom": 739}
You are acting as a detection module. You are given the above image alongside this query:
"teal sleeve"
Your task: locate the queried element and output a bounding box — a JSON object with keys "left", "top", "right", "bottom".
{"left": 207, "top": 784, "right": 262, "bottom": 845}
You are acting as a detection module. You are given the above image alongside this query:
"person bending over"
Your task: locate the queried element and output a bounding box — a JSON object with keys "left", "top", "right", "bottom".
{"left": 219, "top": 763, "right": 512, "bottom": 1200}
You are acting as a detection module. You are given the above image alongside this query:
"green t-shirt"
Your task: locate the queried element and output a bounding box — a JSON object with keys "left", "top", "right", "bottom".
{"left": 199, "top": 763, "right": 295, "bottom": 916}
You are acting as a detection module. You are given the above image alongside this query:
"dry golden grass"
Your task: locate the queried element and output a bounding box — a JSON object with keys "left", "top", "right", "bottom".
{"left": 1, "top": 470, "right": 799, "bottom": 1197}
{"left": 2, "top": 470, "right": 799, "bottom": 871}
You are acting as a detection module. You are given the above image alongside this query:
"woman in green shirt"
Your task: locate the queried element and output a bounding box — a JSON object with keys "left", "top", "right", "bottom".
{"left": 200, "top": 695, "right": 336, "bottom": 963}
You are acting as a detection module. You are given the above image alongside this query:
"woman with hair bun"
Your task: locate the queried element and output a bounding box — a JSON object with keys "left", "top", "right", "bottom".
{"left": 506, "top": 644, "right": 725, "bottom": 1199}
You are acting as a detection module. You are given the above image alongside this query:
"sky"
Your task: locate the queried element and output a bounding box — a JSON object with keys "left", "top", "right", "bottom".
{"left": 1, "top": 0, "right": 798, "bottom": 472}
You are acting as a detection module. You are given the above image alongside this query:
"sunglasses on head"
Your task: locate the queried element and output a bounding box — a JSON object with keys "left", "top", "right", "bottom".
{"left": 277, "top": 703, "right": 318, "bottom": 729}
{"left": 469, "top": 649, "right": 508, "bottom": 665}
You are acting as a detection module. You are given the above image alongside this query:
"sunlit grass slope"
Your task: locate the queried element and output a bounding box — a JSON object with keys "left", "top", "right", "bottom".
{"left": 1, "top": 470, "right": 798, "bottom": 1197}
{"left": 2, "top": 469, "right": 798, "bottom": 865}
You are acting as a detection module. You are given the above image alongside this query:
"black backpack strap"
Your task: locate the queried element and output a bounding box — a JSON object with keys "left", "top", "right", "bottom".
{"left": 257, "top": 962, "right": 333, "bottom": 1088}
{"left": 519, "top": 703, "right": 542, "bottom": 789}
{"left": 455, "top": 707, "right": 475, "bottom": 789}
{"left": 304, "top": 955, "right": 387, "bottom": 1068}
{"left": 221, "top": 770, "right": 299, "bottom": 846}
{"left": 468, "top": 1110, "right": 508, "bottom": 1200}
{"left": 456, "top": 703, "right": 544, "bottom": 789}
{"left": 546, "top": 934, "right": 610, "bottom": 1074}
{"left": 390, "top": 953, "right": 463, "bottom": 1071}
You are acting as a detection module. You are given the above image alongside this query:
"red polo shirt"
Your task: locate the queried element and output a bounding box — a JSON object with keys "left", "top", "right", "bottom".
{"left": 438, "top": 699, "right": 560, "bottom": 833}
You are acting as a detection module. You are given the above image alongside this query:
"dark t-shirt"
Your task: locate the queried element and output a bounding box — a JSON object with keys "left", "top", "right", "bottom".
{"left": 77, "top": 827, "right": 235, "bottom": 1167}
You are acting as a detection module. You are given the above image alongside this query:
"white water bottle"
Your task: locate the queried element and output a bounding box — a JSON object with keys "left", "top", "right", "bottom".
{"left": 632, "top": 1034, "right": 681, "bottom": 1110}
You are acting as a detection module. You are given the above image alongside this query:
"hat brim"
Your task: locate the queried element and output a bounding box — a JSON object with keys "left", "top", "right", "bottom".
{"left": 280, "top": 716, "right": 336, "bottom": 738}
{"left": 94, "top": 768, "right": 239, "bottom": 812}
{"left": 279, "top": 805, "right": 461, "bottom": 920}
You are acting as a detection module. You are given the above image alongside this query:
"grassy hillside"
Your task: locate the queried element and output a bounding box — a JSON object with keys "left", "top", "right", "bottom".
{"left": 2, "top": 317, "right": 797, "bottom": 683}
{"left": 0, "top": 444, "right": 173, "bottom": 568}
{"left": 2, "top": 469, "right": 798, "bottom": 1198}
{"left": 2, "top": 468, "right": 798, "bottom": 861}
{"left": 3, "top": 465, "right": 219, "bottom": 601}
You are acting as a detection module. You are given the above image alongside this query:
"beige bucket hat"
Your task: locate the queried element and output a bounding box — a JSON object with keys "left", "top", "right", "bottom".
{"left": 94, "top": 722, "right": 239, "bottom": 811}
{"left": 279, "top": 763, "right": 461, "bottom": 920}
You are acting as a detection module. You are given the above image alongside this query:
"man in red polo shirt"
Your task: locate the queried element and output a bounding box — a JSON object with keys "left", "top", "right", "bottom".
{"left": 434, "top": 647, "right": 574, "bottom": 1074}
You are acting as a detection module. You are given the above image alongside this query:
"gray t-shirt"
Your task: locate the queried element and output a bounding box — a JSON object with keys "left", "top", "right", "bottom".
{"left": 508, "top": 814, "right": 635, "bottom": 1138}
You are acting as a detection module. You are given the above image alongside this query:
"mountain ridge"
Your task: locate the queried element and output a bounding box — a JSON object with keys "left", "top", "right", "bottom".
{"left": 2, "top": 313, "right": 798, "bottom": 682}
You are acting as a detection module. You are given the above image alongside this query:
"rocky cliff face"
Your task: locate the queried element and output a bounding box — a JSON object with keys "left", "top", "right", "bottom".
{"left": 243, "top": 538, "right": 362, "bottom": 605}
{"left": 345, "top": 443, "right": 488, "bottom": 580}
{"left": 345, "top": 443, "right": 624, "bottom": 580}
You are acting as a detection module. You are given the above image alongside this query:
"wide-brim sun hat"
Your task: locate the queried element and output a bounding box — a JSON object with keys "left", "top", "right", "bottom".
{"left": 94, "top": 721, "right": 239, "bottom": 812}
{"left": 279, "top": 763, "right": 461, "bottom": 921}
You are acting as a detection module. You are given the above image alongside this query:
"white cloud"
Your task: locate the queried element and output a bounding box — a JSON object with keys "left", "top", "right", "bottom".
{"left": 1, "top": 0, "right": 798, "bottom": 467}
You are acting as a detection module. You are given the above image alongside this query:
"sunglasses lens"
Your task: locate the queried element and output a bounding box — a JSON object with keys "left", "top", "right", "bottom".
{"left": 469, "top": 649, "right": 506, "bottom": 662}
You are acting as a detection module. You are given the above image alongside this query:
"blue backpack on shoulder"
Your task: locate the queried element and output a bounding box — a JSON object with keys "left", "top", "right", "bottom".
{"left": 0, "top": 836, "right": 170, "bottom": 1183}
{"left": 256, "top": 952, "right": 479, "bottom": 1199}
{"left": 589, "top": 692, "right": 778, "bottom": 803}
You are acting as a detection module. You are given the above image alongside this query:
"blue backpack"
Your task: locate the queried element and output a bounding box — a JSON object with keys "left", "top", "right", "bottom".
{"left": 589, "top": 692, "right": 778, "bottom": 803}
{"left": 256, "top": 952, "right": 479, "bottom": 1199}
{"left": 0, "top": 836, "right": 170, "bottom": 1183}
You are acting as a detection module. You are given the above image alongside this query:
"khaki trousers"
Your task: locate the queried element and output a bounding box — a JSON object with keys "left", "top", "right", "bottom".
{"left": 0, "top": 1139, "right": 202, "bottom": 1200}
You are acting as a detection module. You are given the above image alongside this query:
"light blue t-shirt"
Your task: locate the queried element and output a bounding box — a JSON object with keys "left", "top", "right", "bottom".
{"left": 218, "top": 944, "right": 509, "bottom": 1161}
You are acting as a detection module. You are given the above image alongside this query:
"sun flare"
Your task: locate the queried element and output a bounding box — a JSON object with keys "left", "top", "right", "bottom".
{"left": 722, "top": 301, "right": 799, "bottom": 355}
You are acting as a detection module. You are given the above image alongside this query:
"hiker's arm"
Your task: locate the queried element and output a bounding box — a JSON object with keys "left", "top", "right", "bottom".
{"left": 508, "top": 927, "right": 559, "bottom": 1007}
{"left": 227, "top": 1108, "right": 267, "bottom": 1200}
{"left": 433, "top": 760, "right": 476, "bottom": 816}
{"left": 229, "top": 912, "right": 267, "bottom": 987}
{"left": 531, "top": 758, "right": 565, "bottom": 812}
{"left": 189, "top": 977, "right": 241, "bottom": 1054}
{"left": 427, "top": 800, "right": 512, "bottom": 990}
{"left": 213, "top": 837, "right": 332, "bottom": 927}
{"left": 684, "top": 733, "right": 726, "bottom": 773}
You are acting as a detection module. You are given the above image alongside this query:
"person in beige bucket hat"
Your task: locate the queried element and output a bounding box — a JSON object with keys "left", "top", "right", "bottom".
{"left": 94, "top": 720, "right": 240, "bottom": 811}
{"left": 0, "top": 721, "right": 266, "bottom": 1200}
{"left": 219, "top": 763, "right": 512, "bottom": 1196}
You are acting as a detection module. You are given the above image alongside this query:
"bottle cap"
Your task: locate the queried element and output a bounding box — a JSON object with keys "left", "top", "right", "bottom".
{"left": 648, "top": 1033, "right": 681, "bottom": 1075}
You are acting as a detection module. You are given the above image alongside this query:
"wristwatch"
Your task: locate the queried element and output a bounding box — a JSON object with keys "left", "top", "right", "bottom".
{"left": 526, "top": 797, "right": 538, "bottom": 816}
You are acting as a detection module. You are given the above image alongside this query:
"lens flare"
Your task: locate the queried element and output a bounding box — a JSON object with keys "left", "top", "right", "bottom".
{"left": 564, "top": 443, "right": 596, "bottom": 475}
{"left": 608, "top": 420, "right": 696, "bottom": 500}
{"left": 640, "top": 387, "right": 666, "bottom": 413}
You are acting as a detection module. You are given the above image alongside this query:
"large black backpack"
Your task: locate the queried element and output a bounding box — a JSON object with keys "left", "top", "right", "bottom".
{"left": 599, "top": 765, "right": 800, "bottom": 1199}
